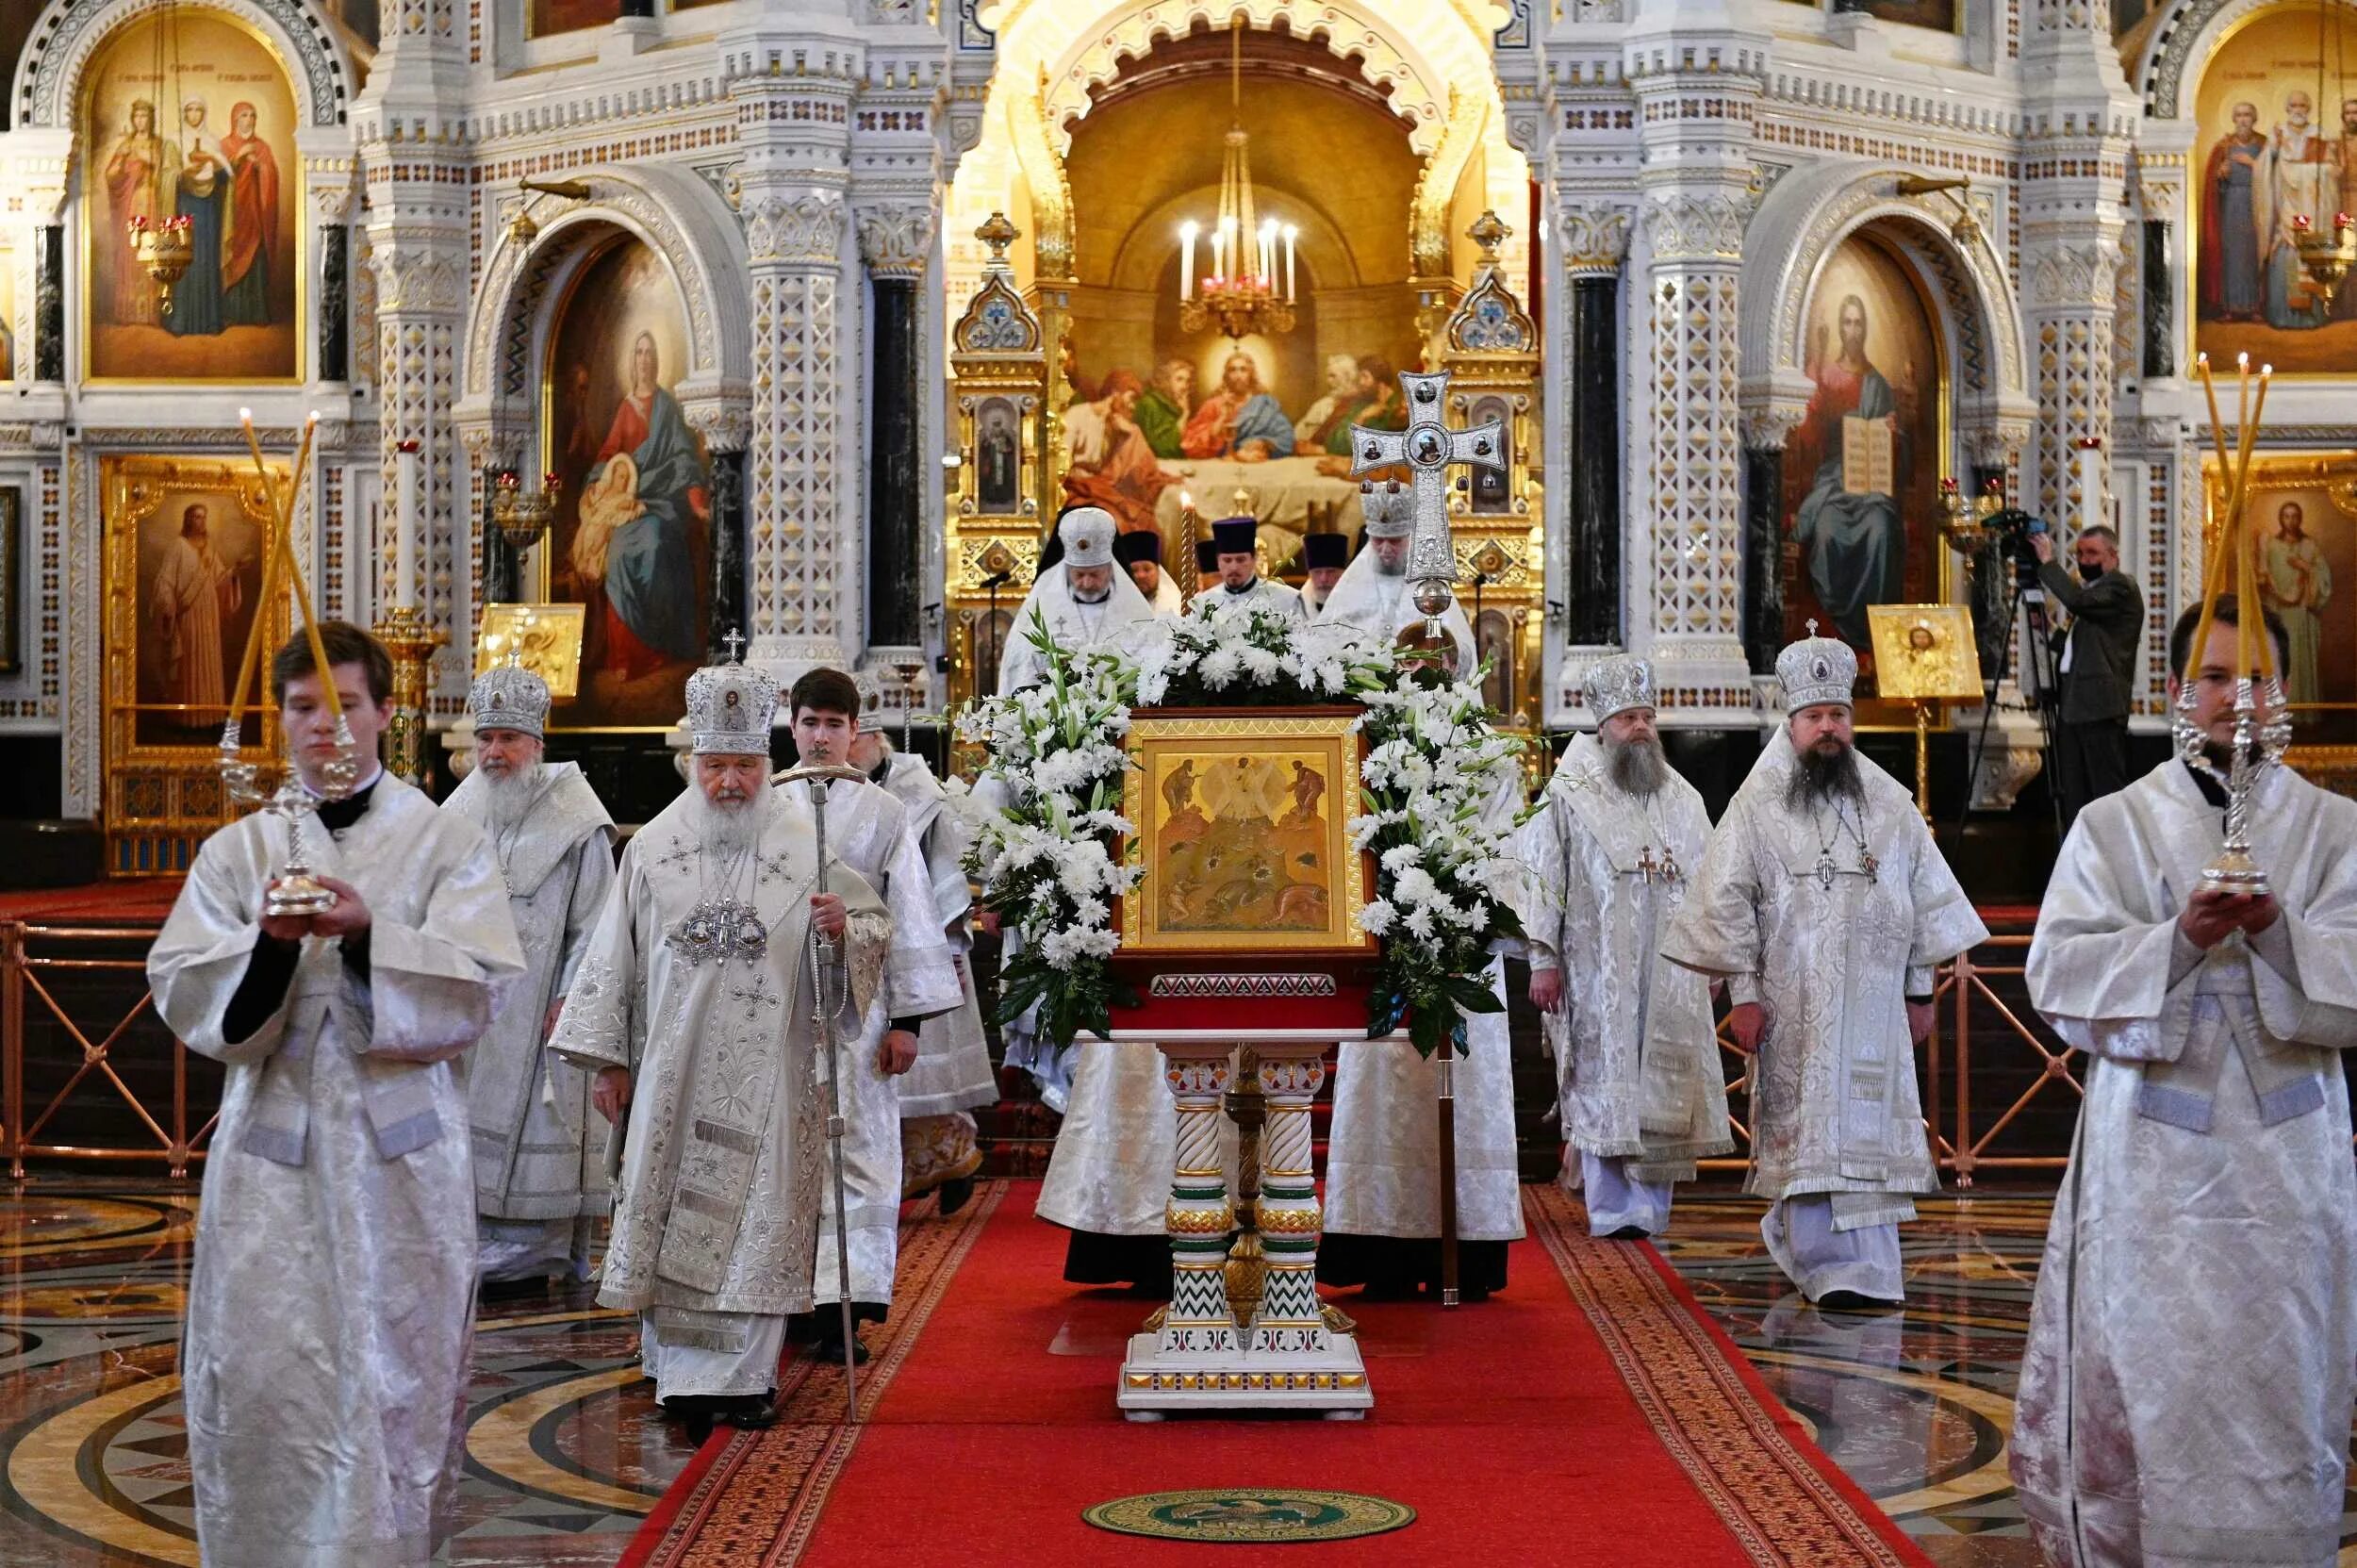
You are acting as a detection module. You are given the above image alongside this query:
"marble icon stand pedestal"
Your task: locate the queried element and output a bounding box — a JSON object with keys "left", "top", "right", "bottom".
{"left": 1107, "top": 1027, "right": 1374, "bottom": 1421}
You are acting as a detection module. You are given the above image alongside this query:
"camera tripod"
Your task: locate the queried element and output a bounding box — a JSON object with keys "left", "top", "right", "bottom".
{"left": 1957, "top": 548, "right": 2067, "bottom": 840}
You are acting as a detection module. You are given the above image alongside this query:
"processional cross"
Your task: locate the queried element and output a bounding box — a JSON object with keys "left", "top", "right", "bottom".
{"left": 1346, "top": 371, "right": 1507, "bottom": 634}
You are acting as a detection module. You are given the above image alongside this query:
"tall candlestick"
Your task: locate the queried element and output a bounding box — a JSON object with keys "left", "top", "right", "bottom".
{"left": 394, "top": 440, "right": 420, "bottom": 612}
{"left": 1179, "top": 220, "right": 1197, "bottom": 301}
{"left": 2072, "top": 439, "right": 2105, "bottom": 540}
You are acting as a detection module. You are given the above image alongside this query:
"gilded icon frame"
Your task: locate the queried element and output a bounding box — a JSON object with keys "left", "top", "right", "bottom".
{"left": 1116, "top": 708, "right": 1376, "bottom": 956}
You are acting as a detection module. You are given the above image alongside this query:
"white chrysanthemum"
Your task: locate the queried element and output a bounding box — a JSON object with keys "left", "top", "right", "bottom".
{"left": 1358, "top": 898, "right": 1397, "bottom": 935}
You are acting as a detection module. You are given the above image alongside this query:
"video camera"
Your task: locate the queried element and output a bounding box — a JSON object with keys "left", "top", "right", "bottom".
{"left": 1981, "top": 507, "right": 2051, "bottom": 586}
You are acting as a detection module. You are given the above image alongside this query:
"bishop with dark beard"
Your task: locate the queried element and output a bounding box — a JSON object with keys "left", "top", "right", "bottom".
{"left": 1662, "top": 626, "right": 1985, "bottom": 1308}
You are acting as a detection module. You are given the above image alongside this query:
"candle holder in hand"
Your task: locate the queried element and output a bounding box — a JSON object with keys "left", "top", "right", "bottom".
{"left": 218, "top": 712, "right": 361, "bottom": 918}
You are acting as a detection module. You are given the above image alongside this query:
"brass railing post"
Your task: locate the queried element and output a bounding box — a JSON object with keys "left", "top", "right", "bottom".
{"left": 4, "top": 920, "right": 23, "bottom": 1181}
{"left": 1952, "top": 945, "right": 1975, "bottom": 1188}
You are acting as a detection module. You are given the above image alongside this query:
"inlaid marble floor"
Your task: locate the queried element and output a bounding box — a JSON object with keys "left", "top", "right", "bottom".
{"left": 0, "top": 1180, "right": 2306, "bottom": 1566}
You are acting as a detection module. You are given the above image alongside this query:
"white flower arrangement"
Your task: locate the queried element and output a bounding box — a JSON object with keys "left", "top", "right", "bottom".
{"left": 959, "top": 602, "right": 1526, "bottom": 1053}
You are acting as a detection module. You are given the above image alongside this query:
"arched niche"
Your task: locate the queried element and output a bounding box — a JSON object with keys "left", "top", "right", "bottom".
{"left": 17, "top": 0, "right": 354, "bottom": 130}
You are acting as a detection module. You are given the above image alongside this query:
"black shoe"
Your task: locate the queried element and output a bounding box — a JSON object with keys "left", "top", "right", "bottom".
{"left": 1815, "top": 1290, "right": 1903, "bottom": 1312}
{"left": 477, "top": 1274, "right": 552, "bottom": 1303}
{"left": 937, "top": 1175, "right": 976, "bottom": 1216}
{"left": 1605, "top": 1226, "right": 1653, "bottom": 1241}
{"left": 717, "top": 1394, "right": 779, "bottom": 1428}
{"left": 812, "top": 1333, "right": 873, "bottom": 1367}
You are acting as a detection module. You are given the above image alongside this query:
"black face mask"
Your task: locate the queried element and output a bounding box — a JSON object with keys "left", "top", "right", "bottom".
{"left": 2079, "top": 562, "right": 2104, "bottom": 582}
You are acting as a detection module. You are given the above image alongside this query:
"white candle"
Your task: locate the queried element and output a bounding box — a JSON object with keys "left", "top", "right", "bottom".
{"left": 1260, "top": 220, "right": 1276, "bottom": 285}
{"left": 393, "top": 443, "right": 419, "bottom": 611}
{"left": 2072, "top": 441, "right": 2104, "bottom": 540}
{"left": 1179, "top": 221, "right": 1197, "bottom": 300}
{"left": 1283, "top": 224, "right": 1297, "bottom": 301}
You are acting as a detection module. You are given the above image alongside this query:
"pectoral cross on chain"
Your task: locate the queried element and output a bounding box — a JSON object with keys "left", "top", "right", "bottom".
{"left": 1347, "top": 371, "right": 1508, "bottom": 619}
{"left": 1636, "top": 846, "right": 1660, "bottom": 883}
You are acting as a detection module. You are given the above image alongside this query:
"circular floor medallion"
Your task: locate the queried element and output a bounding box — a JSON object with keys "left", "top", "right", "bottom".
{"left": 1082, "top": 1488, "right": 1414, "bottom": 1543}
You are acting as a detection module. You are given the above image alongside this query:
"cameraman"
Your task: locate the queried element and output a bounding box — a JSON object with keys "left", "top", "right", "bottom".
{"left": 2032, "top": 523, "right": 2143, "bottom": 829}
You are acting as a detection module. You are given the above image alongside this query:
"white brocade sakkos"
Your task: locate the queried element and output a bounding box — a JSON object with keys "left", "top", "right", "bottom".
{"left": 551, "top": 783, "right": 953, "bottom": 1398}
{"left": 777, "top": 775, "right": 964, "bottom": 1307}
{"left": 1662, "top": 731, "right": 1986, "bottom": 1214}
{"left": 147, "top": 776, "right": 524, "bottom": 1568}
{"left": 874, "top": 751, "right": 997, "bottom": 1121}
{"left": 2015, "top": 761, "right": 2357, "bottom": 1568}
{"left": 1517, "top": 734, "right": 1730, "bottom": 1190}
{"left": 1039, "top": 1042, "right": 1189, "bottom": 1237}
{"left": 441, "top": 762, "right": 617, "bottom": 1279}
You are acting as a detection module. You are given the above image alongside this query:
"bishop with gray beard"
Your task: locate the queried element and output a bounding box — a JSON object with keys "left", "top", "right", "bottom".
{"left": 1662, "top": 628, "right": 1986, "bottom": 1309}
{"left": 1517, "top": 656, "right": 1728, "bottom": 1239}
{"left": 441, "top": 663, "right": 618, "bottom": 1287}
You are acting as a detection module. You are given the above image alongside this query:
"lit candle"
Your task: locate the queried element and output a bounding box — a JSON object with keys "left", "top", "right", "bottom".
{"left": 394, "top": 440, "right": 420, "bottom": 612}
{"left": 1179, "top": 220, "right": 1198, "bottom": 300}
{"left": 1282, "top": 223, "right": 1297, "bottom": 302}
{"left": 1260, "top": 220, "right": 1276, "bottom": 285}
{"left": 2072, "top": 437, "right": 2104, "bottom": 540}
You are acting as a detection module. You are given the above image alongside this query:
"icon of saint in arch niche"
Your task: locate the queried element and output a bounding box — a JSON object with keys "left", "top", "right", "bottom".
{"left": 82, "top": 8, "right": 302, "bottom": 382}
{"left": 544, "top": 236, "right": 712, "bottom": 730}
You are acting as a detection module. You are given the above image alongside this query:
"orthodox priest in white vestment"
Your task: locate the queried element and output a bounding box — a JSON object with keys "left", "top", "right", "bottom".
{"left": 1321, "top": 676, "right": 1528, "bottom": 1300}
{"left": 148, "top": 623, "right": 524, "bottom": 1567}
{"left": 844, "top": 679, "right": 998, "bottom": 1213}
{"left": 2014, "top": 602, "right": 2357, "bottom": 1568}
{"left": 444, "top": 662, "right": 618, "bottom": 1284}
{"left": 995, "top": 505, "right": 1159, "bottom": 695}
{"left": 994, "top": 507, "right": 1158, "bottom": 1109}
{"left": 552, "top": 660, "right": 955, "bottom": 1421}
{"left": 1187, "top": 515, "right": 1308, "bottom": 623}
{"left": 1520, "top": 657, "right": 1730, "bottom": 1238}
{"left": 778, "top": 668, "right": 964, "bottom": 1358}
{"left": 1662, "top": 628, "right": 1986, "bottom": 1307}
{"left": 1311, "top": 481, "right": 1475, "bottom": 670}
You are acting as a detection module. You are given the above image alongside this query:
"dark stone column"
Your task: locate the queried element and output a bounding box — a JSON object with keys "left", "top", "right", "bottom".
{"left": 709, "top": 448, "right": 748, "bottom": 654}
{"left": 34, "top": 226, "right": 62, "bottom": 384}
{"left": 2141, "top": 220, "right": 2173, "bottom": 380}
{"left": 865, "top": 275, "right": 921, "bottom": 649}
{"left": 481, "top": 467, "right": 519, "bottom": 605}
{"left": 319, "top": 225, "right": 349, "bottom": 384}
{"left": 1566, "top": 272, "right": 1621, "bottom": 645}
{"left": 1740, "top": 445, "right": 1784, "bottom": 674}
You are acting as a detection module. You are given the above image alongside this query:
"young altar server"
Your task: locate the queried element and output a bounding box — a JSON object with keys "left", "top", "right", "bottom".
{"left": 1518, "top": 656, "right": 1729, "bottom": 1237}
{"left": 844, "top": 673, "right": 998, "bottom": 1214}
{"left": 2013, "top": 598, "right": 2357, "bottom": 1567}
{"left": 148, "top": 621, "right": 524, "bottom": 1567}
{"left": 1188, "top": 516, "right": 1307, "bottom": 621}
{"left": 1662, "top": 626, "right": 1985, "bottom": 1308}
{"left": 443, "top": 660, "right": 618, "bottom": 1286}
{"left": 996, "top": 506, "right": 1159, "bottom": 693}
{"left": 551, "top": 657, "right": 956, "bottom": 1424}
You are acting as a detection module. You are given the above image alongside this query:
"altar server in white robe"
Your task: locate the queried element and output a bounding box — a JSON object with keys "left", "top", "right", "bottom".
{"left": 148, "top": 622, "right": 524, "bottom": 1568}
{"left": 1662, "top": 627, "right": 1986, "bottom": 1308}
{"left": 996, "top": 505, "right": 1159, "bottom": 694}
{"left": 1188, "top": 515, "right": 1308, "bottom": 623}
{"left": 552, "top": 659, "right": 957, "bottom": 1425}
{"left": 778, "top": 668, "right": 965, "bottom": 1360}
{"left": 443, "top": 661, "right": 618, "bottom": 1285}
{"left": 1321, "top": 659, "right": 1528, "bottom": 1300}
{"left": 2014, "top": 596, "right": 2357, "bottom": 1568}
{"left": 843, "top": 672, "right": 998, "bottom": 1214}
{"left": 1520, "top": 656, "right": 1729, "bottom": 1238}
{"left": 1313, "top": 481, "right": 1476, "bottom": 668}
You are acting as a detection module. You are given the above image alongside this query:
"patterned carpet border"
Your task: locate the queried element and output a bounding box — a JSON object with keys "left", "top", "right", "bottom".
{"left": 621, "top": 1182, "right": 1007, "bottom": 1568}
{"left": 1527, "top": 1186, "right": 1933, "bottom": 1568}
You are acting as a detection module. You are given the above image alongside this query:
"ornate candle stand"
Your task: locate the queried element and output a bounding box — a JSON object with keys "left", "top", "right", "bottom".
{"left": 372, "top": 604, "right": 448, "bottom": 787}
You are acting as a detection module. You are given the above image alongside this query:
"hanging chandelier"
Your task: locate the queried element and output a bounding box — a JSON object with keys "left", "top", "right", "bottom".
{"left": 1176, "top": 18, "right": 1296, "bottom": 343}
{"left": 128, "top": 0, "right": 195, "bottom": 316}
{"left": 2294, "top": 4, "right": 2357, "bottom": 305}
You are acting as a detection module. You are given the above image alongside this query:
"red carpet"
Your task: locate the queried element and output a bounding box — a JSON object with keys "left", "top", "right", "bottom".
{"left": 626, "top": 1182, "right": 1930, "bottom": 1567}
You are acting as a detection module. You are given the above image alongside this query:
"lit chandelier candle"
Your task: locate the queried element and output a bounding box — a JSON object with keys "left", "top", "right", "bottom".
{"left": 1283, "top": 223, "right": 1297, "bottom": 302}
{"left": 1179, "top": 220, "right": 1197, "bottom": 300}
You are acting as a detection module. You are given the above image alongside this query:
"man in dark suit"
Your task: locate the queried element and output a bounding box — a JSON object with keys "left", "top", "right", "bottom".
{"left": 2032, "top": 523, "right": 2143, "bottom": 829}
